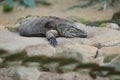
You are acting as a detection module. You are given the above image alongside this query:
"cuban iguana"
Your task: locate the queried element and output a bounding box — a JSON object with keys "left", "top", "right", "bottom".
{"left": 8, "top": 16, "right": 88, "bottom": 47}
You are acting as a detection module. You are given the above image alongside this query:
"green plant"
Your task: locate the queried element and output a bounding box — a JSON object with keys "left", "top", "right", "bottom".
{"left": 67, "top": 0, "right": 120, "bottom": 10}
{"left": 1, "top": 0, "right": 52, "bottom": 12}
{"left": 67, "top": 16, "right": 88, "bottom": 24}
{"left": 2, "top": 4, "right": 13, "bottom": 12}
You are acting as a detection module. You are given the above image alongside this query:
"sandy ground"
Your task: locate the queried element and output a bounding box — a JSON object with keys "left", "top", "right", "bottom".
{"left": 0, "top": 0, "right": 119, "bottom": 26}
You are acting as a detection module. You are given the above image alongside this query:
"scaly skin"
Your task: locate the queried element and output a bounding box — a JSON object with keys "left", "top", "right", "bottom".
{"left": 11, "top": 15, "right": 88, "bottom": 47}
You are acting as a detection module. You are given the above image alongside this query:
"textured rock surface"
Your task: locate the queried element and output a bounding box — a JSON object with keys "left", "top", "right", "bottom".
{"left": 0, "top": 67, "right": 109, "bottom": 80}
{"left": 0, "top": 68, "right": 13, "bottom": 80}
{"left": 106, "top": 23, "right": 119, "bottom": 30}
{"left": 75, "top": 23, "right": 120, "bottom": 47}
{"left": 25, "top": 44, "right": 56, "bottom": 57}
{"left": 56, "top": 44, "right": 98, "bottom": 62}
{"left": 13, "top": 66, "right": 41, "bottom": 80}
{"left": 98, "top": 46, "right": 120, "bottom": 57}
{"left": 0, "top": 29, "right": 48, "bottom": 53}
{"left": 38, "top": 72, "right": 109, "bottom": 80}
{"left": 1, "top": 23, "right": 120, "bottom": 80}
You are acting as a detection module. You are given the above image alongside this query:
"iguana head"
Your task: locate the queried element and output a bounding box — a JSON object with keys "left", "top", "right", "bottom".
{"left": 69, "top": 26, "right": 88, "bottom": 38}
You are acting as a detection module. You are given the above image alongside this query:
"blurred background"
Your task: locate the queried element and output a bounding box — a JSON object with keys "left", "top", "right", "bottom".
{"left": 0, "top": 0, "right": 120, "bottom": 25}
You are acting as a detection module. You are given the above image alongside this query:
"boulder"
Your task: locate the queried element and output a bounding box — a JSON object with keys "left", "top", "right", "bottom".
{"left": 75, "top": 23, "right": 120, "bottom": 47}
{"left": 56, "top": 44, "right": 98, "bottom": 63}
{"left": 98, "top": 46, "right": 120, "bottom": 57}
{"left": 0, "top": 29, "right": 48, "bottom": 53}
{"left": 25, "top": 44, "right": 56, "bottom": 57}
{"left": 13, "top": 66, "right": 40, "bottom": 80}
{"left": 0, "top": 67, "right": 109, "bottom": 80}
{"left": 0, "top": 68, "right": 13, "bottom": 80}
{"left": 95, "top": 46, "right": 120, "bottom": 65}
{"left": 106, "top": 23, "right": 119, "bottom": 30}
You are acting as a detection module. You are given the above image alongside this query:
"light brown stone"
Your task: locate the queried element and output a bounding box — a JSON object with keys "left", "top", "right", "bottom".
{"left": 98, "top": 46, "right": 120, "bottom": 56}
{"left": 13, "top": 66, "right": 41, "bottom": 80}
{"left": 56, "top": 44, "right": 98, "bottom": 62}
{"left": 25, "top": 44, "right": 56, "bottom": 57}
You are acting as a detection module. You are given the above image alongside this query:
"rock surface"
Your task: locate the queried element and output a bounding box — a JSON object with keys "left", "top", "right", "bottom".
{"left": 0, "top": 23, "right": 120, "bottom": 80}
{"left": 0, "top": 67, "right": 109, "bottom": 80}
{"left": 98, "top": 46, "right": 120, "bottom": 57}
{"left": 106, "top": 23, "right": 120, "bottom": 30}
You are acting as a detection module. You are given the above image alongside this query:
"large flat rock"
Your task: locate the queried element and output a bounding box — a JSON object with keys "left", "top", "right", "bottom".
{"left": 0, "top": 29, "right": 48, "bottom": 53}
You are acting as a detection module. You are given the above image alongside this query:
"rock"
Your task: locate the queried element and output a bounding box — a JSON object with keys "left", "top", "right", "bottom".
{"left": 0, "top": 29, "right": 92, "bottom": 54}
{"left": 1, "top": 24, "right": 120, "bottom": 51}
{"left": 109, "top": 60, "right": 120, "bottom": 71}
{"left": 39, "top": 72, "right": 61, "bottom": 80}
{"left": 106, "top": 23, "right": 119, "bottom": 30}
{"left": 56, "top": 44, "right": 98, "bottom": 63}
{"left": 98, "top": 46, "right": 120, "bottom": 57}
{"left": 95, "top": 46, "right": 120, "bottom": 65}
{"left": 62, "top": 72, "right": 109, "bottom": 80}
{"left": 0, "top": 58, "right": 3, "bottom": 64}
{"left": 0, "top": 29, "right": 48, "bottom": 53}
{"left": 0, "top": 67, "right": 109, "bottom": 80}
{"left": 1, "top": 23, "right": 120, "bottom": 80}
{"left": 0, "top": 25, "right": 6, "bottom": 30}
{"left": 25, "top": 44, "right": 56, "bottom": 57}
{"left": 38, "top": 72, "right": 109, "bottom": 80}
{"left": 57, "top": 38, "right": 93, "bottom": 46}
{"left": 103, "top": 54, "right": 119, "bottom": 63}
{"left": 13, "top": 66, "right": 40, "bottom": 80}
{"left": 75, "top": 23, "right": 120, "bottom": 47}
{"left": 0, "top": 68, "right": 14, "bottom": 80}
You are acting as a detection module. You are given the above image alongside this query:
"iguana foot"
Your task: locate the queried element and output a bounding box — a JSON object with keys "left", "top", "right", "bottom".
{"left": 48, "top": 37, "right": 58, "bottom": 47}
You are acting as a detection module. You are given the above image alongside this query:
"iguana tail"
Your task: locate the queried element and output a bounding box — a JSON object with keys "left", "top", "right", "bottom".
{"left": 5, "top": 24, "right": 19, "bottom": 32}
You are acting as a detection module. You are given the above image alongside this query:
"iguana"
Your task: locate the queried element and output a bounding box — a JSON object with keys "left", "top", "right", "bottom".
{"left": 7, "top": 15, "right": 88, "bottom": 47}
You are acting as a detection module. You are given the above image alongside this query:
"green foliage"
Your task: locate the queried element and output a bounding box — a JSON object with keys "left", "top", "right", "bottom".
{"left": 3, "top": 0, "right": 14, "bottom": 12}
{"left": 86, "top": 19, "right": 120, "bottom": 27}
{"left": 67, "top": 0, "right": 120, "bottom": 10}
{"left": 3, "top": 51, "right": 27, "bottom": 62}
{"left": 67, "top": 16, "right": 88, "bottom": 24}
{"left": 2, "top": 3, "right": 13, "bottom": 12}
{"left": 36, "top": 0, "right": 52, "bottom": 6}
{"left": 76, "top": 63, "right": 99, "bottom": 69}
{"left": 2, "top": 0, "right": 14, "bottom": 12}
{"left": 90, "top": 66, "right": 115, "bottom": 78}
{"left": 22, "top": 55, "right": 49, "bottom": 64}
{"left": 1, "top": 0, "right": 52, "bottom": 12}
{"left": 0, "top": 49, "right": 7, "bottom": 56}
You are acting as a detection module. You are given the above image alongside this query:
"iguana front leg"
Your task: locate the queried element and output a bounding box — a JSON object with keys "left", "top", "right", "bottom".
{"left": 46, "top": 30, "right": 58, "bottom": 47}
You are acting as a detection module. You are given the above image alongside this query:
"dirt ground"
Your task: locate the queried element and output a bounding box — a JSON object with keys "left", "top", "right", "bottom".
{"left": 0, "top": 0, "right": 119, "bottom": 26}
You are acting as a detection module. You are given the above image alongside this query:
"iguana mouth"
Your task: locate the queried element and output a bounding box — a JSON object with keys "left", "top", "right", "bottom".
{"left": 79, "top": 33, "right": 88, "bottom": 38}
